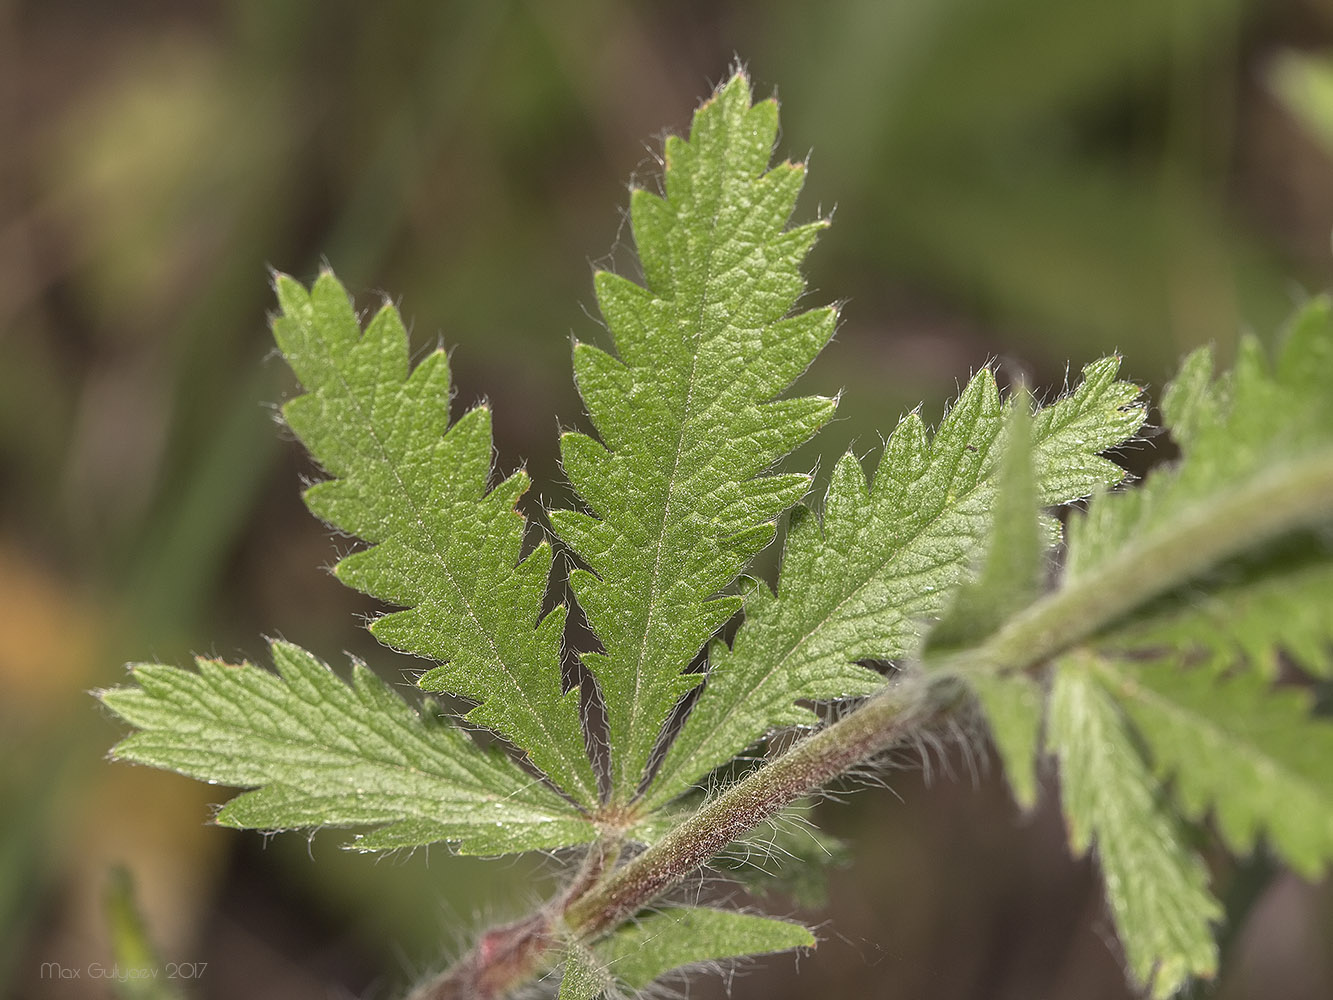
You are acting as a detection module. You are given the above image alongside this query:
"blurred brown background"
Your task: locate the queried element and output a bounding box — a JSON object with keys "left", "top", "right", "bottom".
{"left": 3, "top": 1, "right": 1332, "bottom": 998}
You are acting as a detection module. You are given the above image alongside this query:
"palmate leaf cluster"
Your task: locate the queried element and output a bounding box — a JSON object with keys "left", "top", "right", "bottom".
{"left": 99, "top": 71, "right": 1333, "bottom": 998}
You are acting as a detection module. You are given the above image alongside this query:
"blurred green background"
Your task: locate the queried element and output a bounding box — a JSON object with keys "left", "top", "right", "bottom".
{"left": 3, "top": 1, "right": 1332, "bottom": 997}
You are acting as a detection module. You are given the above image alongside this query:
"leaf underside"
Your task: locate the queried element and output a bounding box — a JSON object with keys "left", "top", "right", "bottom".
{"left": 99, "top": 641, "right": 596, "bottom": 855}
{"left": 1066, "top": 297, "right": 1333, "bottom": 584}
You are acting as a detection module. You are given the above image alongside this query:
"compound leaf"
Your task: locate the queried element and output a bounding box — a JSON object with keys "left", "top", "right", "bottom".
{"left": 272, "top": 272, "right": 597, "bottom": 806}
{"left": 99, "top": 641, "right": 596, "bottom": 855}
{"left": 548, "top": 71, "right": 837, "bottom": 800}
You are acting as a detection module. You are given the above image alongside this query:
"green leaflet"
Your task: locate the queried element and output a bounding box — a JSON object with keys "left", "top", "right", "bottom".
{"left": 548, "top": 71, "right": 838, "bottom": 800}
{"left": 1049, "top": 660, "right": 1221, "bottom": 999}
{"left": 99, "top": 641, "right": 596, "bottom": 855}
{"left": 1097, "top": 657, "right": 1333, "bottom": 879}
{"left": 563, "top": 906, "right": 814, "bottom": 997}
{"left": 272, "top": 272, "right": 597, "bottom": 806}
{"left": 648, "top": 359, "right": 1142, "bottom": 809}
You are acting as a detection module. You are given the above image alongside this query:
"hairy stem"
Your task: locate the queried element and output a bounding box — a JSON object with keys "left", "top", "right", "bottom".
{"left": 563, "top": 679, "right": 944, "bottom": 937}
{"left": 406, "top": 837, "right": 619, "bottom": 1000}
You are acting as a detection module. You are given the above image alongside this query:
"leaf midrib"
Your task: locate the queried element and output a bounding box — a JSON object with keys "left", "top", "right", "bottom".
{"left": 615, "top": 134, "right": 737, "bottom": 799}
{"left": 135, "top": 672, "right": 562, "bottom": 810}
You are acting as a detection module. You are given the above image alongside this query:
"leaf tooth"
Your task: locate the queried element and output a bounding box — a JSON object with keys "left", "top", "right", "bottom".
{"left": 715, "top": 524, "right": 778, "bottom": 580}
{"left": 303, "top": 478, "right": 373, "bottom": 539}
{"left": 756, "top": 307, "right": 837, "bottom": 392}
{"left": 309, "top": 270, "right": 363, "bottom": 355}
{"left": 630, "top": 189, "right": 674, "bottom": 294}
{"left": 662, "top": 131, "right": 693, "bottom": 184}
{"left": 748, "top": 160, "right": 806, "bottom": 232}
{"left": 593, "top": 271, "right": 656, "bottom": 367}
{"left": 270, "top": 275, "right": 323, "bottom": 384}
{"left": 568, "top": 567, "right": 615, "bottom": 626}
{"left": 823, "top": 452, "right": 872, "bottom": 546}
{"left": 752, "top": 395, "right": 838, "bottom": 461}
{"left": 278, "top": 391, "right": 324, "bottom": 453}
{"left": 560, "top": 431, "right": 615, "bottom": 516}
{"left": 440, "top": 406, "right": 494, "bottom": 498}
{"left": 714, "top": 472, "right": 812, "bottom": 529}
{"left": 514, "top": 537, "right": 554, "bottom": 590}
{"left": 547, "top": 509, "right": 607, "bottom": 566}
{"left": 938, "top": 368, "right": 1001, "bottom": 444}
{"left": 487, "top": 470, "right": 530, "bottom": 519}
{"left": 124, "top": 662, "right": 187, "bottom": 701}
{"left": 875, "top": 411, "right": 929, "bottom": 490}
{"left": 272, "top": 272, "right": 311, "bottom": 325}
{"left": 686, "top": 75, "right": 771, "bottom": 180}
{"left": 401, "top": 346, "right": 453, "bottom": 433}
{"left": 360, "top": 301, "right": 410, "bottom": 384}
{"left": 1277, "top": 294, "right": 1333, "bottom": 388}
{"left": 571, "top": 342, "right": 636, "bottom": 446}
{"left": 922, "top": 369, "right": 1002, "bottom": 497}
{"left": 1158, "top": 347, "right": 1217, "bottom": 450}
{"left": 735, "top": 89, "right": 779, "bottom": 171}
